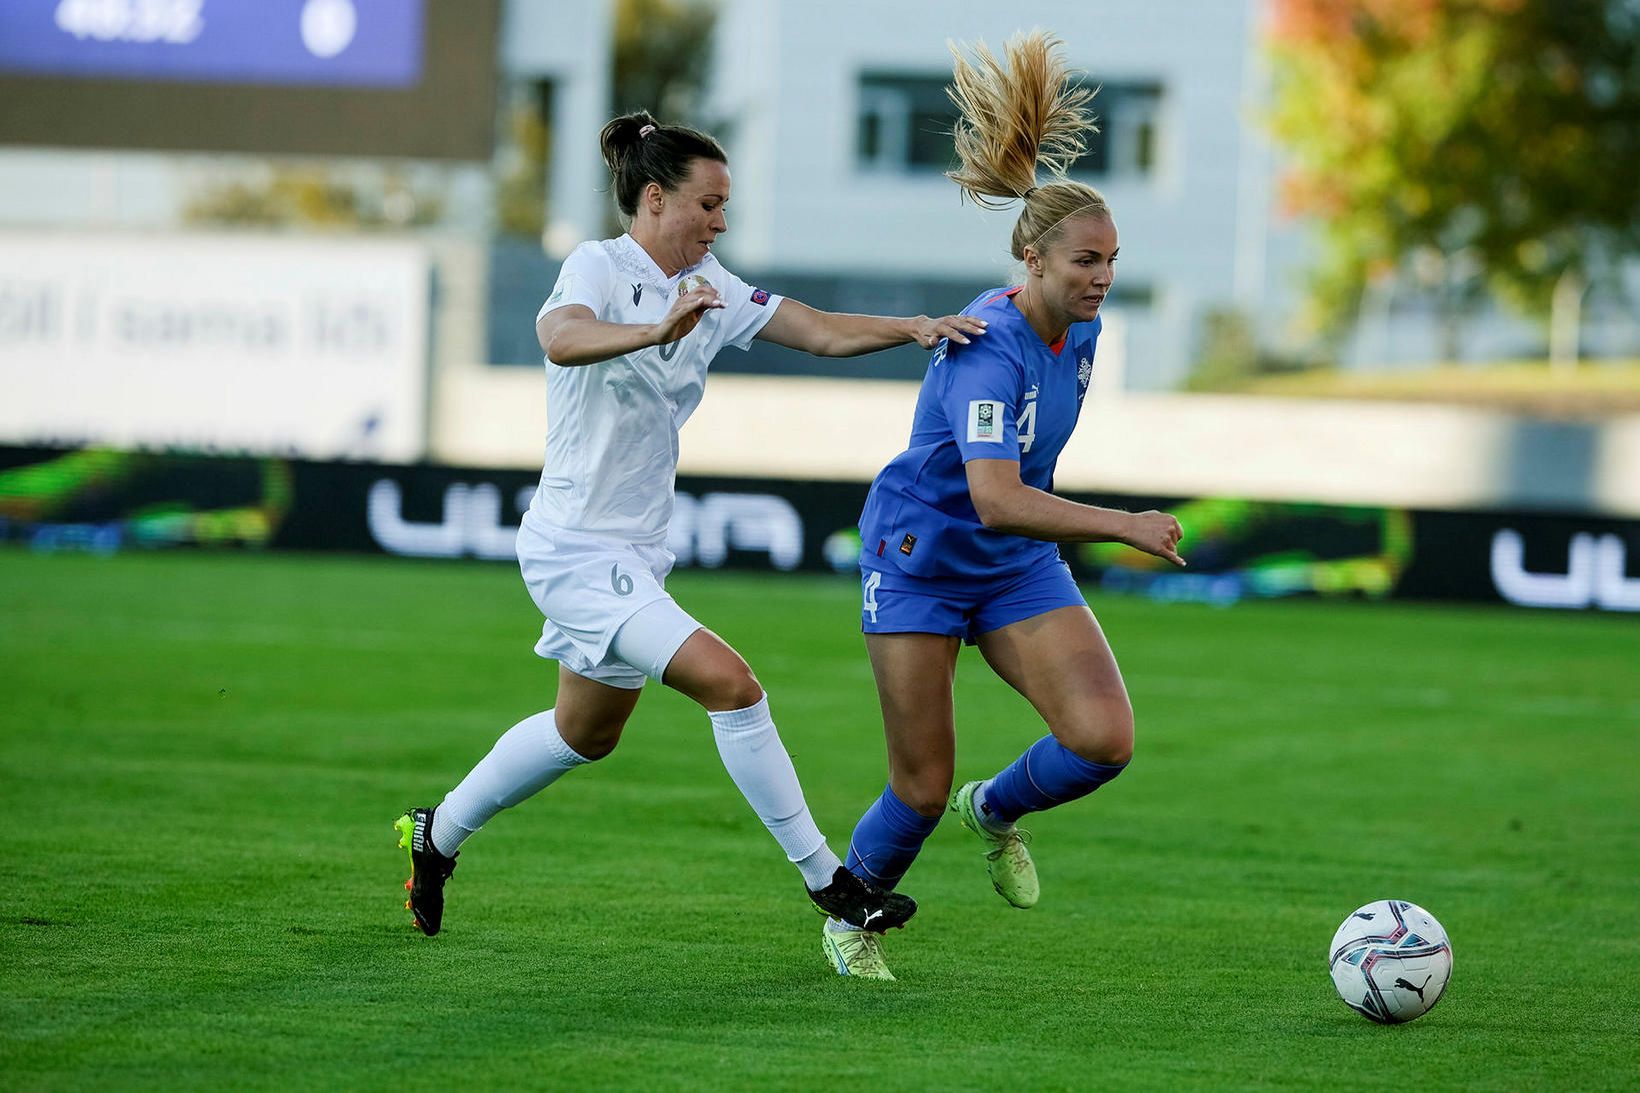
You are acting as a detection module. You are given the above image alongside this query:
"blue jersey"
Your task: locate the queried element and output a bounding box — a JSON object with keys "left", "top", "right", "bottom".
{"left": 859, "top": 286, "right": 1100, "bottom": 579}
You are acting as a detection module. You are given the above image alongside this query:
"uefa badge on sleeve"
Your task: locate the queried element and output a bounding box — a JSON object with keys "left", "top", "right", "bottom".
{"left": 751, "top": 288, "right": 770, "bottom": 306}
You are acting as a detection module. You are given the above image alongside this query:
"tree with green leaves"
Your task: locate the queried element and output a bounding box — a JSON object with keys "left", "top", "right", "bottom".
{"left": 605, "top": 0, "right": 720, "bottom": 234}
{"left": 613, "top": 0, "right": 719, "bottom": 122}
{"left": 1267, "top": 0, "right": 1640, "bottom": 363}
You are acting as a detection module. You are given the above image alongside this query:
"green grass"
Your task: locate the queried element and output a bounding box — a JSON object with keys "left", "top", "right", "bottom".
{"left": 2, "top": 549, "right": 1637, "bottom": 1090}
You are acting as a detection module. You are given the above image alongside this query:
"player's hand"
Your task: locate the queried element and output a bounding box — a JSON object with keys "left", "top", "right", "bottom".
{"left": 651, "top": 286, "right": 725, "bottom": 345}
{"left": 911, "top": 314, "right": 988, "bottom": 348}
{"left": 1123, "top": 510, "right": 1186, "bottom": 568}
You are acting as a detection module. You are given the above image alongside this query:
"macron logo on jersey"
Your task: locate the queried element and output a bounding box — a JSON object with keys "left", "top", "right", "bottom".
{"left": 968, "top": 400, "right": 1003, "bottom": 443}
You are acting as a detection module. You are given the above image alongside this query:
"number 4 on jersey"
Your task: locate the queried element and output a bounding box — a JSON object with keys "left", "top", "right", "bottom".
{"left": 1016, "top": 391, "right": 1038, "bottom": 453}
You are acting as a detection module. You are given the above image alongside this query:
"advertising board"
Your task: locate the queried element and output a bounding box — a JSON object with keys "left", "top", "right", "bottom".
{"left": 3, "top": 447, "right": 1635, "bottom": 613}
{"left": 0, "top": 233, "right": 429, "bottom": 462}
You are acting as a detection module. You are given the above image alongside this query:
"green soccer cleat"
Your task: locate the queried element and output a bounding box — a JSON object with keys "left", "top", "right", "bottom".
{"left": 822, "top": 919, "right": 896, "bottom": 981}
{"left": 950, "top": 780, "right": 1039, "bottom": 909}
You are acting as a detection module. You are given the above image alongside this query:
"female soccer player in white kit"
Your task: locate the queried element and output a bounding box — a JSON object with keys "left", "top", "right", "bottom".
{"left": 394, "top": 111, "right": 988, "bottom": 939}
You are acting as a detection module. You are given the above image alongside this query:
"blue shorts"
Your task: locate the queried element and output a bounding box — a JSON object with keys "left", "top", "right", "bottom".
{"left": 860, "top": 560, "right": 1087, "bottom": 642}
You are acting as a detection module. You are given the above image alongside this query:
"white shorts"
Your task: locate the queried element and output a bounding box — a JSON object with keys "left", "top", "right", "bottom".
{"left": 517, "top": 516, "right": 702, "bottom": 689}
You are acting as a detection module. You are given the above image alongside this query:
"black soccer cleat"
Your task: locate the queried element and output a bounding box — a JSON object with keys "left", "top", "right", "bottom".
{"left": 807, "top": 866, "right": 917, "bottom": 931}
{"left": 393, "top": 807, "right": 458, "bottom": 936}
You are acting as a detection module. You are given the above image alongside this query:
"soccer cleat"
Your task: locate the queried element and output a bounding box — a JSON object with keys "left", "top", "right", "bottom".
{"left": 950, "top": 780, "right": 1039, "bottom": 909}
{"left": 807, "top": 866, "right": 917, "bottom": 931}
{"left": 394, "top": 807, "right": 457, "bottom": 936}
{"left": 822, "top": 919, "right": 896, "bottom": 981}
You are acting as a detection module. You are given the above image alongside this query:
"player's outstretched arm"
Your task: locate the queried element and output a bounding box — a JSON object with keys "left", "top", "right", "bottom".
{"left": 754, "top": 298, "right": 988, "bottom": 357}
{"left": 537, "top": 289, "right": 726, "bottom": 367}
{"left": 966, "top": 458, "right": 1186, "bottom": 567}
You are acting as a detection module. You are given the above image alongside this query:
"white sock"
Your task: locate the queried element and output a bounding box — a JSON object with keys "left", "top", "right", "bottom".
{"left": 793, "top": 843, "right": 842, "bottom": 890}
{"left": 432, "top": 708, "right": 590, "bottom": 854}
{"left": 972, "top": 780, "right": 1016, "bottom": 836}
{"left": 708, "top": 693, "right": 844, "bottom": 890}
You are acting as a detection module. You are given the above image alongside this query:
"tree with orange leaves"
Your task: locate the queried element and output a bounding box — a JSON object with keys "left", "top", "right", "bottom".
{"left": 1267, "top": 0, "right": 1638, "bottom": 362}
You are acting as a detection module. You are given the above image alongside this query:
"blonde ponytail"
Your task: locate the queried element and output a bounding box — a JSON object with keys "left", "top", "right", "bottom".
{"left": 945, "top": 31, "right": 1111, "bottom": 259}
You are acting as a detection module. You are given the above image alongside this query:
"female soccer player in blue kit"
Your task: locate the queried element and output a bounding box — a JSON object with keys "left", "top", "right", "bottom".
{"left": 822, "top": 32, "right": 1187, "bottom": 979}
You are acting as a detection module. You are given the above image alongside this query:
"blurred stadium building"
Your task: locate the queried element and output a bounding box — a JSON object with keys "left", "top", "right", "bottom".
{"left": 0, "top": 0, "right": 1635, "bottom": 609}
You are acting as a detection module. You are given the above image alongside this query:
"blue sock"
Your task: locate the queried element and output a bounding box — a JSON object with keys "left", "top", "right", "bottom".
{"left": 845, "top": 784, "right": 941, "bottom": 890}
{"left": 981, "top": 735, "right": 1128, "bottom": 824}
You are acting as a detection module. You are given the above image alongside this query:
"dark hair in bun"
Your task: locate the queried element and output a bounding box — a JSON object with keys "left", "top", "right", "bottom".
{"left": 599, "top": 111, "right": 728, "bottom": 217}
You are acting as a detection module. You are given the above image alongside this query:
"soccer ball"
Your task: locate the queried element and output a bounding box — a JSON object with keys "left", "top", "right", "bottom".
{"left": 1328, "top": 900, "right": 1453, "bottom": 1023}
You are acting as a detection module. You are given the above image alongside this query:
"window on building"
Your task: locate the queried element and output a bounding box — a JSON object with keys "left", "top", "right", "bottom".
{"left": 857, "top": 72, "right": 1162, "bottom": 179}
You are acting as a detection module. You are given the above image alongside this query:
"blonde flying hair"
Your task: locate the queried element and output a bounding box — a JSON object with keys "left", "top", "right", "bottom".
{"left": 945, "top": 31, "right": 1110, "bottom": 261}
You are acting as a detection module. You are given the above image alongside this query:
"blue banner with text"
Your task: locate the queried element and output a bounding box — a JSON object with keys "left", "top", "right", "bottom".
{"left": 0, "top": 0, "right": 423, "bottom": 88}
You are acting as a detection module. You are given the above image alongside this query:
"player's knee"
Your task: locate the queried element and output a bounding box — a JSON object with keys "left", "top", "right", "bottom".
{"left": 902, "top": 789, "right": 950, "bottom": 818}
{"left": 1057, "top": 694, "right": 1134, "bottom": 766}
{"left": 555, "top": 714, "right": 624, "bottom": 760}
{"left": 895, "top": 773, "right": 953, "bottom": 818}
{"left": 574, "top": 734, "right": 621, "bottom": 761}
{"left": 1088, "top": 702, "right": 1134, "bottom": 766}
{"left": 1090, "top": 733, "right": 1134, "bottom": 767}
{"left": 666, "top": 640, "right": 765, "bottom": 712}
{"left": 717, "top": 663, "right": 764, "bottom": 711}
{"left": 701, "top": 665, "right": 764, "bottom": 713}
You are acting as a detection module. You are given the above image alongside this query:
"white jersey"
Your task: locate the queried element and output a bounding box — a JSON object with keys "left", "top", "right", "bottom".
{"left": 525, "top": 234, "right": 782, "bottom": 543}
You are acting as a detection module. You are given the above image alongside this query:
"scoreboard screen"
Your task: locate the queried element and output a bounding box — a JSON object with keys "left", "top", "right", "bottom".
{"left": 0, "top": 0, "right": 498, "bottom": 159}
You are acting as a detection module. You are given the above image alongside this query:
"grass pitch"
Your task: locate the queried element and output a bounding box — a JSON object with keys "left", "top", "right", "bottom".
{"left": 2, "top": 549, "right": 1636, "bottom": 1090}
